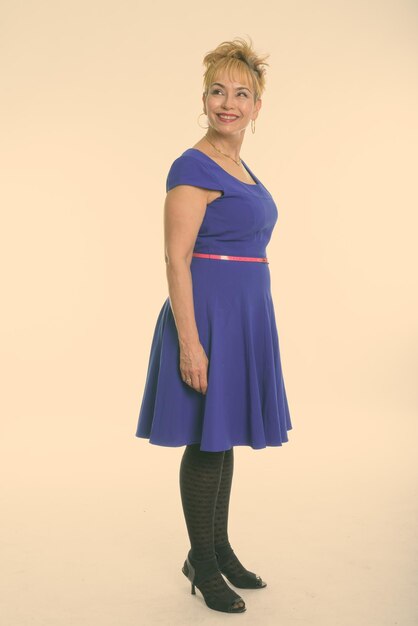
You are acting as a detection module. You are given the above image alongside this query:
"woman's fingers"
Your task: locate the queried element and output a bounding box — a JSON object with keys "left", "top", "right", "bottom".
{"left": 182, "top": 369, "right": 207, "bottom": 394}
{"left": 197, "top": 371, "right": 208, "bottom": 395}
{"left": 180, "top": 343, "right": 208, "bottom": 394}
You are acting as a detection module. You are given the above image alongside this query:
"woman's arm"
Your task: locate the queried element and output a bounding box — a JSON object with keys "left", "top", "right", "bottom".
{"left": 164, "top": 184, "right": 211, "bottom": 394}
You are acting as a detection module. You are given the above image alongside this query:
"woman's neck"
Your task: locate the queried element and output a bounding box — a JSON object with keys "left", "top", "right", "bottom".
{"left": 204, "top": 131, "right": 244, "bottom": 162}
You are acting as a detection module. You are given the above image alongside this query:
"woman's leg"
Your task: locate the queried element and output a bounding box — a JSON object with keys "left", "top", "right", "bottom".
{"left": 179, "top": 443, "right": 245, "bottom": 609}
{"left": 213, "top": 447, "right": 265, "bottom": 586}
{"left": 213, "top": 446, "right": 234, "bottom": 550}
{"left": 179, "top": 443, "right": 224, "bottom": 561}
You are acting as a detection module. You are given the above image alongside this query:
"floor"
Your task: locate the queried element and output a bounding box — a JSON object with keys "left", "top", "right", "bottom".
{"left": 2, "top": 400, "right": 417, "bottom": 626}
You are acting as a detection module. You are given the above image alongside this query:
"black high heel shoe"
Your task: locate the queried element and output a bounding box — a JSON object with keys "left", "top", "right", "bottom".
{"left": 181, "top": 550, "right": 246, "bottom": 613}
{"left": 215, "top": 541, "right": 267, "bottom": 589}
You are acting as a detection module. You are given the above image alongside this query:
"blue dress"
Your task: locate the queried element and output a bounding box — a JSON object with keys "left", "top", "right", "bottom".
{"left": 135, "top": 148, "right": 293, "bottom": 452}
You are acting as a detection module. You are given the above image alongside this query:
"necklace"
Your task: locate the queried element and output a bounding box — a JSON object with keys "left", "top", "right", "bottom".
{"left": 204, "top": 135, "right": 242, "bottom": 166}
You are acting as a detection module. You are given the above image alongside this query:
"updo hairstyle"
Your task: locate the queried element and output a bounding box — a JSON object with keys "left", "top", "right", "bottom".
{"left": 202, "top": 35, "right": 270, "bottom": 103}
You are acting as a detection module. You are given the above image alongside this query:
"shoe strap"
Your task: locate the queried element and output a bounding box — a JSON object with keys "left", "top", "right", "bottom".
{"left": 214, "top": 541, "right": 234, "bottom": 562}
{"left": 187, "top": 552, "right": 220, "bottom": 586}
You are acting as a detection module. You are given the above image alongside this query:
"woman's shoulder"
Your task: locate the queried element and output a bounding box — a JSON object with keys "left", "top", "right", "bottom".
{"left": 168, "top": 147, "right": 211, "bottom": 167}
{"left": 166, "top": 148, "right": 222, "bottom": 193}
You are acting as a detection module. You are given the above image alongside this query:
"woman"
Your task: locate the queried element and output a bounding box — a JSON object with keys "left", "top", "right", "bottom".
{"left": 135, "top": 36, "right": 293, "bottom": 613}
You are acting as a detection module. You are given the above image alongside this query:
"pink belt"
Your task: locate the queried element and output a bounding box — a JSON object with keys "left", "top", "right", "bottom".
{"left": 192, "top": 252, "right": 268, "bottom": 264}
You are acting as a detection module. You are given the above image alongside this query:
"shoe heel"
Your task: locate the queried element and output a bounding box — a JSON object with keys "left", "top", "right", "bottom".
{"left": 182, "top": 557, "right": 196, "bottom": 595}
{"left": 182, "top": 550, "right": 246, "bottom": 613}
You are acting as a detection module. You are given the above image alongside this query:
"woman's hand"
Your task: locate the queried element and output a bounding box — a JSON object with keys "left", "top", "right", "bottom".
{"left": 179, "top": 341, "right": 209, "bottom": 395}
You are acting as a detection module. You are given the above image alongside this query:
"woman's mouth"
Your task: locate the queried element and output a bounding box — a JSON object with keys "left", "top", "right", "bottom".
{"left": 217, "top": 113, "right": 239, "bottom": 123}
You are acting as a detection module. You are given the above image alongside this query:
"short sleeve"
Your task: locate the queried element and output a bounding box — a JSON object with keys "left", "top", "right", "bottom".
{"left": 166, "top": 154, "right": 223, "bottom": 193}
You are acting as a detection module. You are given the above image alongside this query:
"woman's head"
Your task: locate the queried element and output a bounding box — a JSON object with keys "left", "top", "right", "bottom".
{"left": 202, "top": 36, "right": 269, "bottom": 104}
{"left": 201, "top": 36, "right": 269, "bottom": 137}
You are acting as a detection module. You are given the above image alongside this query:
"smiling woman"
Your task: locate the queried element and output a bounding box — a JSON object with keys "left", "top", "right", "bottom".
{"left": 199, "top": 42, "right": 268, "bottom": 148}
{"left": 134, "top": 35, "right": 293, "bottom": 615}
{"left": 202, "top": 37, "right": 269, "bottom": 104}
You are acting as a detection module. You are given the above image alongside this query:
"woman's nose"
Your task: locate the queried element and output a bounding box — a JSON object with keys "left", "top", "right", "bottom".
{"left": 222, "top": 93, "right": 235, "bottom": 108}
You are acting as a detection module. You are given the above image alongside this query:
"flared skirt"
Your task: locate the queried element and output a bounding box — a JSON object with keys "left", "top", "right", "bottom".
{"left": 135, "top": 256, "right": 292, "bottom": 452}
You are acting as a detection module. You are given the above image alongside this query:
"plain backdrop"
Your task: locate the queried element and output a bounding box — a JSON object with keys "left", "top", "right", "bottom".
{"left": 1, "top": 1, "right": 417, "bottom": 625}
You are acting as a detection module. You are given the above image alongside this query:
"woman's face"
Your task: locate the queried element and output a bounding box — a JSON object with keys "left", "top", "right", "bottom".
{"left": 203, "top": 70, "right": 262, "bottom": 136}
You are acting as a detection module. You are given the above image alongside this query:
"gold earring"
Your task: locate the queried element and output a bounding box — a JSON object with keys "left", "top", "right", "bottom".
{"left": 251, "top": 119, "right": 256, "bottom": 134}
{"left": 198, "top": 112, "right": 209, "bottom": 129}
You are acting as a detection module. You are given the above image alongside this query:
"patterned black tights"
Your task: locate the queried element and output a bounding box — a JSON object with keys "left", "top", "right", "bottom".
{"left": 180, "top": 444, "right": 259, "bottom": 599}
{"left": 179, "top": 444, "right": 244, "bottom": 609}
{"left": 213, "top": 446, "right": 261, "bottom": 585}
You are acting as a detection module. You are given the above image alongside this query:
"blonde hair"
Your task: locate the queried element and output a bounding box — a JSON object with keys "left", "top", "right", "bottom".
{"left": 202, "top": 35, "right": 270, "bottom": 103}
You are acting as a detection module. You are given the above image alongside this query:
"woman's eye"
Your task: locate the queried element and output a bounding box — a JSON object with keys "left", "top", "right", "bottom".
{"left": 211, "top": 89, "right": 248, "bottom": 97}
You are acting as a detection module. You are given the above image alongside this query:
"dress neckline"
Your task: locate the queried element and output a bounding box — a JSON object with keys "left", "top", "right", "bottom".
{"left": 186, "top": 148, "right": 260, "bottom": 186}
